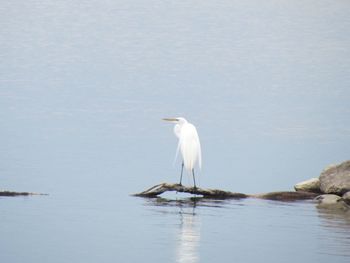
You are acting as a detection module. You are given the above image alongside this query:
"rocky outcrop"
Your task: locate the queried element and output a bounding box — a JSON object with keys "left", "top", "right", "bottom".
{"left": 319, "top": 160, "right": 350, "bottom": 195}
{"left": 293, "top": 160, "right": 350, "bottom": 209}
{"left": 294, "top": 178, "right": 321, "bottom": 193}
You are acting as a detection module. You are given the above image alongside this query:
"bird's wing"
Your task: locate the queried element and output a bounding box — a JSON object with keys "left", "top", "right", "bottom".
{"left": 173, "top": 139, "right": 181, "bottom": 166}
{"left": 180, "top": 123, "right": 201, "bottom": 171}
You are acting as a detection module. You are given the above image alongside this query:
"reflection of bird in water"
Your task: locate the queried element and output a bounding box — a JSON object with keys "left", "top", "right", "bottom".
{"left": 176, "top": 205, "right": 201, "bottom": 263}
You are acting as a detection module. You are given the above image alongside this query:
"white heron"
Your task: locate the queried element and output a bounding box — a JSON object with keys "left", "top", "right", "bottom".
{"left": 163, "top": 117, "right": 202, "bottom": 188}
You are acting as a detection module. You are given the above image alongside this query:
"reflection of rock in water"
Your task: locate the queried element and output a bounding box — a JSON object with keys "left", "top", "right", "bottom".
{"left": 316, "top": 205, "right": 350, "bottom": 258}
{"left": 176, "top": 208, "right": 200, "bottom": 263}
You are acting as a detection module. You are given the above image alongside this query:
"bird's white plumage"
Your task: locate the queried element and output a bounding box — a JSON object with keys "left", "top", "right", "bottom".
{"left": 174, "top": 124, "right": 181, "bottom": 138}
{"left": 178, "top": 122, "right": 201, "bottom": 172}
{"left": 164, "top": 117, "right": 201, "bottom": 172}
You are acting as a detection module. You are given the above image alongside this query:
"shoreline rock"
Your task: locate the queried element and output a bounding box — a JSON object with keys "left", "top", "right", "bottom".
{"left": 294, "top": 178, "right": 321, "bottom": 193}
{"left": 293, "top": 160, "right": 350, "bottom": 210}
{"left": 319, "top": 160, "right": 350, "bottom": 195}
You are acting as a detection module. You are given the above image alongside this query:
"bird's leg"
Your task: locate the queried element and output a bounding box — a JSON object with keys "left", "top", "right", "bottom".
{"left": 192, "top": 169, "right": 197, "bottom": 189}
{"left": 179, "top": 161, "right": 184, "bottom": 186}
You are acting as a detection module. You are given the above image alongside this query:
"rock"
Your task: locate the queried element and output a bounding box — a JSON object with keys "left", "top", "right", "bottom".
{"left": 342, "top": 191, "right": 350, "bottom": 205}
{"left": 294, "top": 178, "right": 321, "bottom": 193}
{"left": 315, "top": 194, "right": 349, "bottom": 209}
{"left": 319, "top": 160, "right": 350, "bottom": 195}
{"left": 315, "top": 194, "right": 342, "bottom": 204}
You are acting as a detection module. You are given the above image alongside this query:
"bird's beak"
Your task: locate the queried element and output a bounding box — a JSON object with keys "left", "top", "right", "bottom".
{"left": 162, "top": 118, "right": 178, "bottom": 122}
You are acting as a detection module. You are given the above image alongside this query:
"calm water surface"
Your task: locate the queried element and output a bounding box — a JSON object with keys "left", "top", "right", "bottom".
{"left": 1, "top": 0, "right": 350, "bottom": 262}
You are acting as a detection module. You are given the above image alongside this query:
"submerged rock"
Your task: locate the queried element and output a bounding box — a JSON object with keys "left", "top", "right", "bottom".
{"left": 294, "top": 178, "right": 321, "bottom": 193}
{"left": 319, "top": 160, "right": 350, "bottom": 195}
{"left": 342, "top": 191, "right": 350, "bottom": 205}
{"left": 315, "top": 194, "right": 348, "bottom": 209}
{"left": 315, "top": 194, "right": 342, "bottom": 204}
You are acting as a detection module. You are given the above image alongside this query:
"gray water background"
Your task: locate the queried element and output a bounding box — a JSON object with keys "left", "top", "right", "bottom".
{"left": 1, "top": 0, "right": 350, "bottom": 262}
